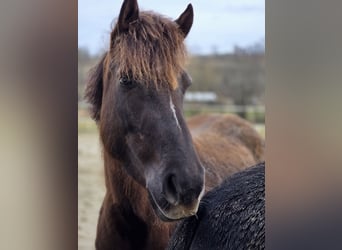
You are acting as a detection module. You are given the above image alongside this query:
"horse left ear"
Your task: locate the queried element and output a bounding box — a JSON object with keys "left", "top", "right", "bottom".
{"left": 117, "top": 0, "right": 139, "bottom": 33}
{"left": 175, "top": 4, "right": 194, "bottom": 38}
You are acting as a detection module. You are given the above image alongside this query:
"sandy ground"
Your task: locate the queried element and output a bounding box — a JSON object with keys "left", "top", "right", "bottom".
{"left": 78, "top": 132, "right": 104, "bottom": 250}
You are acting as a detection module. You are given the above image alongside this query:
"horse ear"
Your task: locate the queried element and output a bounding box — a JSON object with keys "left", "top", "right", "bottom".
{"left": 84, "top": 54, "right": 106, "bottom": 121}
{"left": 117, "top": 0, "right": 139, "bottom": 33}
{"left": 175, "top": 4, "right": 194, "bottom": 38}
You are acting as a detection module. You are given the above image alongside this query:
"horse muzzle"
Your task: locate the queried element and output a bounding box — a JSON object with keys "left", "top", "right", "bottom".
{"left": 147, "top": 182, "right": 205, "bottom": 221}
{"left": 149, "top": 193, "right": 201, "bottom": 221}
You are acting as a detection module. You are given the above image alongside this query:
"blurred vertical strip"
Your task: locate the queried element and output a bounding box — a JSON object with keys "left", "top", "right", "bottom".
{"left": 266, "top": 0, "right": 342, "bottom": 249}
{"left": 0, "top": 0, "right": 77, "bottom": 250}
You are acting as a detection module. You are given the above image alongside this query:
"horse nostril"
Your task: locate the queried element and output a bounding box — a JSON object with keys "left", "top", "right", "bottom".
{"left": 163, "top": 174, "right": 180, "bottom": 206}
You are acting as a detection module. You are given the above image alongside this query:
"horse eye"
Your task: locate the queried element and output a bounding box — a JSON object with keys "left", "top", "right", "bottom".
{"left": 119, "top": 76, "right": 134, "bottom": 88}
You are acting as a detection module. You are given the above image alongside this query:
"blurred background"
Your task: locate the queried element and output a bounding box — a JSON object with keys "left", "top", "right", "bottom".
{"left": 78, "top": 0, "right": 265, "bottom": 125}
{"left": 78, "top": 0, "right": 264, "bottom": 249}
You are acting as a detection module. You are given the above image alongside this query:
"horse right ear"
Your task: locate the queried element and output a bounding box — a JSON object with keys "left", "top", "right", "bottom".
{"left": 84, "top": 54, "right": 106, "bottom": 121}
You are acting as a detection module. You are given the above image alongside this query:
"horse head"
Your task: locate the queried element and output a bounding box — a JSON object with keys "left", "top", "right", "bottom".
{"left": 85, "top": 0, "right": 204, "bottom": 221}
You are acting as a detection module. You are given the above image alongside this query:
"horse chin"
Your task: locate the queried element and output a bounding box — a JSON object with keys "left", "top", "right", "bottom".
{"left": 148, "top": 191, "right": 199, "bottom": 222}
{"left": 154, "top": 207, "right": 180, "bottom": 222}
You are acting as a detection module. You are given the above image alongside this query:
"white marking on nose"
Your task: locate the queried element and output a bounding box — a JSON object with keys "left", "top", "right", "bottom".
{"left": 198, "top": 182, "right": 205, "bottom": 201}
{"left": 169, "top": 95, "right": 181, "bottom": 131}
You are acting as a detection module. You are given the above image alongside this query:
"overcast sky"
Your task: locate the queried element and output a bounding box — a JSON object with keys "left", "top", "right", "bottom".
{"left": 78, "top": 0, "right": 264, "bottom": 55}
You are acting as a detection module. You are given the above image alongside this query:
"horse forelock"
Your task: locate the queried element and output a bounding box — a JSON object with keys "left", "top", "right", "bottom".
{"left": 109, "top": 11, "right": 187, "bottom": 90}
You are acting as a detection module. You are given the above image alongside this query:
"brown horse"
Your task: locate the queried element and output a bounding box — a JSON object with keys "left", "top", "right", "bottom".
{"left": 188, "top": 113, "right": 264, "bottom": 191}
{"left": 84, "top": 0, "right": 264, "bottom": 249}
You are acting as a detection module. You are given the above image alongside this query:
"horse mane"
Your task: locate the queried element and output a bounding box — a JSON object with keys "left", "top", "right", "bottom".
{"left": 110, "top": 11, "right": 187, "bottom": 90}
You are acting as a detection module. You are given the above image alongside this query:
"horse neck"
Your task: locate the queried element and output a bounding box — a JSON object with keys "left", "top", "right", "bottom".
{"left": 102, "top": 150, "right": 158, "bottom": 223}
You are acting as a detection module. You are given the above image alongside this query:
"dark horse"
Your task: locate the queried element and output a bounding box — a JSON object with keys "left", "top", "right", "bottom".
{"left": 84, "top": 0, "right": 264, "bottom": 249}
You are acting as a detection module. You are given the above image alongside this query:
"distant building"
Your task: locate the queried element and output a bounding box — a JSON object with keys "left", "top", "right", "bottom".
{"left": 185, "top": 91, "right": 217, "bottom": 103}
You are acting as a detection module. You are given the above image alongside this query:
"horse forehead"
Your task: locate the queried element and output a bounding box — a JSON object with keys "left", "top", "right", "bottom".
{"left": 110, "top": 12, "right": 186, "bottom": 90}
